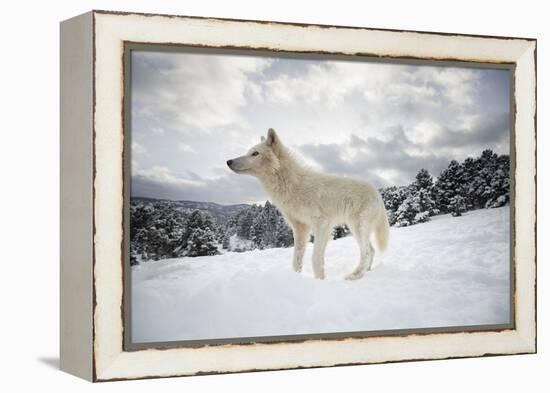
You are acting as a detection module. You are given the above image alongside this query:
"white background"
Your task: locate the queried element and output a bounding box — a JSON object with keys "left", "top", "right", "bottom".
{"left": 0, "top": 0, "right": 546, "bottom": 391}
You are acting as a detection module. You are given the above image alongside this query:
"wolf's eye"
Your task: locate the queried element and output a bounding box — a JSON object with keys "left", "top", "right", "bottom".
{"left": 251, "top": 151, "right": 259, "bottom": 156}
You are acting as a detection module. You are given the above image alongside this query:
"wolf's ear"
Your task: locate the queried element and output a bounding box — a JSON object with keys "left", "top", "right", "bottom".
{"left": 261, "top": 136, "right": 266, "bottom": 142}
{"left": 266, "top": 128, "right": 278, "bottom": 147}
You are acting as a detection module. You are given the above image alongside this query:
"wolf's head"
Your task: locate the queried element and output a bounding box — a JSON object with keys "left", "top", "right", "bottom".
{"left": 227, "top": 128, "right": 282, "bottom": 178}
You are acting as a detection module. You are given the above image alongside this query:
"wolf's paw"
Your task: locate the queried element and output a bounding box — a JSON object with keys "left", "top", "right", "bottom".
{"left": 345, "top": 271, "right": 365, "bottom": 280}
{"left": 292, "top": 262, "right": 303, "bottom": 273}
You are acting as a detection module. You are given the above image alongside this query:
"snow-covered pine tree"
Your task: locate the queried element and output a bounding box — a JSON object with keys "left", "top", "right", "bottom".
{"left": 147, "top": 226, "right": 169, "bottom": 260}
{"left": 469, "top": 176, "right": 485, "bottom": 208}
{"left": 159, "top": 203, "right": 187, "bottom": 258}
{"left": 460, "top": 157, "right": 477, "bottom": 209}
{"left": 131, "top": 228, "right": 149, "bottom": 263}
{"left": 379, "top": 185, "right": 408, "bottom": 226}
{"left": 236, "top": 207, "right": 256, "bottom": 239}
{"left": 489, "top": 154, "right": 510, "bottom": 207}
{"left": 130, "top": 203, "right": 156, "bottom": 261}
{"left": 449, "top": 194, "right": 466, "bottom": 217}
{"left": 181, "top": 209, "right": 219, "bottom": 256}
{"left": 332, "top": 225, "right": 350, "bottom": 239}
{"left": 222, "top": 201, "right": 294, "bottom": 251}
{"left": 185, "top": 209, "right": 216, "bottom": 232}
{"left": 129, "top": 201, "right": 188, "bottom": 262}
{"left": 414, "top": 168, "right": 433, "bottom": 190}
{"left": 262, "top": 201, "right": 281, "bottom": 248}
{"left": 394, "top": 169, "right": 437, "bottom": 227}
{"left": 484, "top": 153, "right": 510, "bottom": 208}
{"left": 185, "top": 227, "right": 220, "bottom": 257}
{"left": 414, "top": 169, "right": 437, "bottom": 217}
{"left": 434, "top": 160, "right": 463, "bottom": 214}
{"left": 477, "top": 150, "right": 497, "bottom": 207}
{"left": 394, "top": 191, "right": 417, "bottom": 227}
{"left": 413, "top": 189, "right": 432, "bottom": 220}
{"left": 275, "top": 213, "right": 294, "bottom": 247}
{"left": 250, "top": 210, "right": 267, "bottom": 248}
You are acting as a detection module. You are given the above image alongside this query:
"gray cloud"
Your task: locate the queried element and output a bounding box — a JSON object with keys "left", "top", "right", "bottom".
{"left": 429, "top": 112, "right": 509, "bottom": 149}
{"left": 298, "top": 110, "right": 509, "bottom": 188}
{"left": 132, "top": 166, "right": 267, "bottom": 204}
{"left": 132, "top": 50, "right": 272, "bottom": 133}
{"left": 298, "top": 127, "right": 450, "bottom": 187}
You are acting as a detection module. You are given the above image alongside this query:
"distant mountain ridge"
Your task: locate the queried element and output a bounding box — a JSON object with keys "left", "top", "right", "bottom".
{"left": 131, "top": 196, "right": 250, "bottom": 219}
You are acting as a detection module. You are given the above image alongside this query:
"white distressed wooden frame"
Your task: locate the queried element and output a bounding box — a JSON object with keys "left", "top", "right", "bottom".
{"left": 60, "top": 10, "right": 536, "bottom": 382}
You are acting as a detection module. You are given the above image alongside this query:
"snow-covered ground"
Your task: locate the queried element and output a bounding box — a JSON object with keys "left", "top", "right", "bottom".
{"left": 131, "top": 207, "right": 510, "bottom": 343}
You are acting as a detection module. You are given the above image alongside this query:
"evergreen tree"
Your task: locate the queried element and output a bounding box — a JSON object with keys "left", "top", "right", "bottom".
{"left": 393, "top": 169, "right": 437, "bottom": 227}
{"left": 468, "top": 170, "right": 487, "bottom": 210}
{"left": 131, "top": 228, "right": 150, "bottom": 262}
{"left": 483, "top": 153, "right": 510, "bottom": 208}
{"left": 332, "top": 225, "right": 350, "bottom": 239}
{"left": 185, "top": 209, "right": 216, "bottom": 232}
{"left": 414, "top": 169, "right": 437, "bottom": 216}
{"left": 129, "top": 201, "right": 188, "bottom": 261}
{"left": 461, "top": 157, "right": 477, "bottom": 209}
{"left": 449, "top": 194, "right": 467, "bottom": 217}
{"left": 186, "top": 227, "right": 219, "bottom": 256}
{"left": 248, "top": 201, "right": 282, "bottom": 249}
{"left": 379, "top": 185, "right": 408, "bottom": 226}
{"left": 414, "top": 168, "right": 433, "bottom": 190}
{"left": 394, "top": 194, "right": 417, "bottom": 227}
{"left": 250, "top": 211, "right": 267, "bottom": 247}
{"left": 416, "top": 187, "right": 437, "bottom": 217}
{"left": 275, "top": 214, "right": 294, "bottom": 247}
{"left": 222, "top": 201, "right": 293, "bottom": 251}
{"left": 488, "top": 155, "right": 510, "bottom": 207}
{"left": 181, "top": 210, "right": 219, "bottom": 256}
{"left": 236, "top": 207, "right": 256, "bottom": 239}
{"left": 261, "top": 201, "right": 280, "bottom": 248}
{"left": 434, "top": 160, "right": 463, "bottom": 213}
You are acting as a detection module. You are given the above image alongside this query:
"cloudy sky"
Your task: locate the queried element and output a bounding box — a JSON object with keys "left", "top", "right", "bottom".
{"left": 130, "top": 49, "right": 510, "bottom": 205}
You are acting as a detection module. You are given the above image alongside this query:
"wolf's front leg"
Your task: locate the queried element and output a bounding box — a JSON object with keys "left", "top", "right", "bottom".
{"left": 289, "top": 219, "right": 310, "bottom": 273}
{"left": 311, "top": 219, "right": 331, "bottom": 280}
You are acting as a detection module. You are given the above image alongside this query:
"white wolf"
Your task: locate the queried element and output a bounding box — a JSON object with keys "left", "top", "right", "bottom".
{"left": 227, "top": 128, "right": 390, "bottom": 280}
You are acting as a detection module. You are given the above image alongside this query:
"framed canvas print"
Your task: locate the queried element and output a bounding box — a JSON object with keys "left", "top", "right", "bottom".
{"left": 60, "top": 10, "right": 537, "bottom": 382}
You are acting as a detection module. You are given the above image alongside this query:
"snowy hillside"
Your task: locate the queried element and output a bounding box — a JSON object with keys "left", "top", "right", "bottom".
{"left": 131, "top": 207, "right": 510, "bottom": 343}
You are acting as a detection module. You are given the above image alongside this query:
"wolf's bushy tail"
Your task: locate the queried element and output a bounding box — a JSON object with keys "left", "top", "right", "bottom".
{"left": 374, "top": 210, "right": 390, "bottom": 252}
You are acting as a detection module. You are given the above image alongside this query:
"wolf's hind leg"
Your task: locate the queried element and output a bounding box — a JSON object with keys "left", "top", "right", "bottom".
{"left": 311, "top": 218, "right": 331, "bottom": 280}
{"left": 289, "top": 219, "right": 310, "bottom": 273}
{"left": 346, "top": 220, "right": 375, "bottom": 280}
